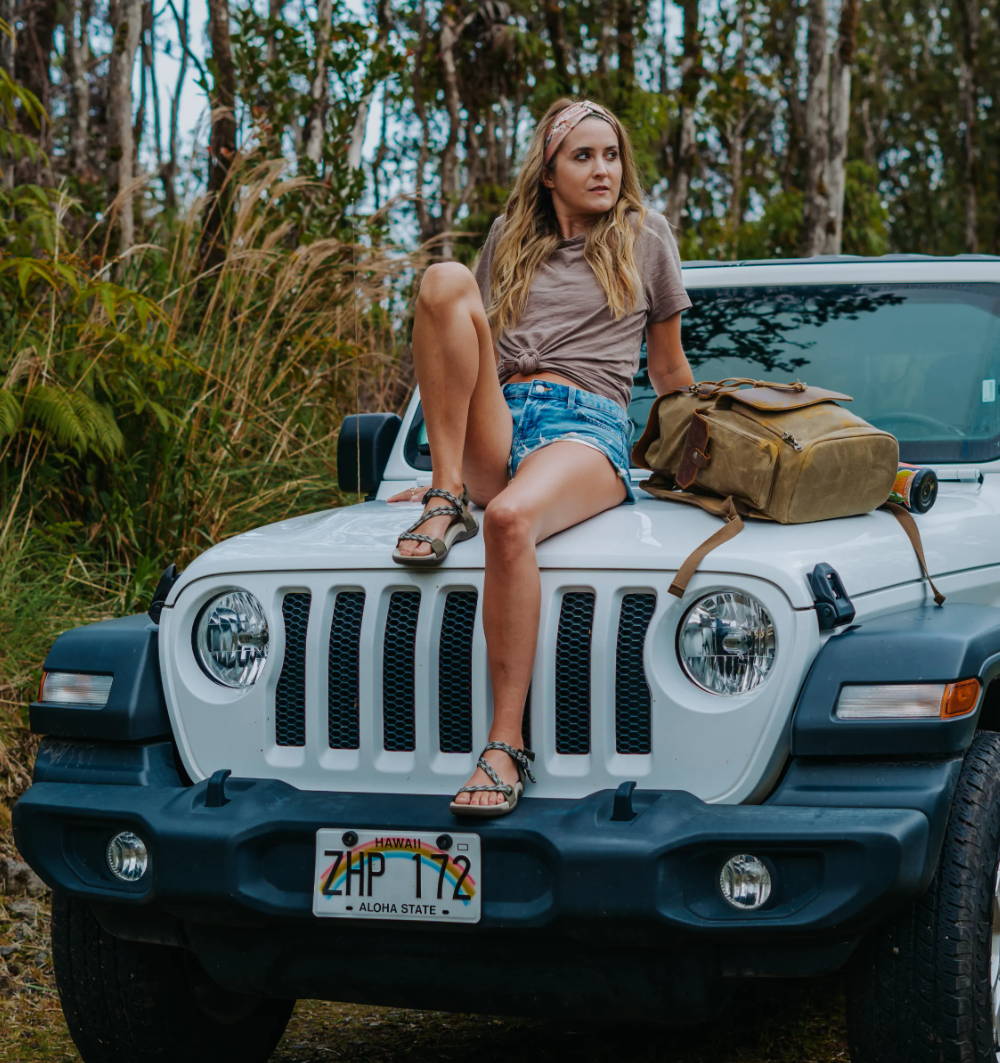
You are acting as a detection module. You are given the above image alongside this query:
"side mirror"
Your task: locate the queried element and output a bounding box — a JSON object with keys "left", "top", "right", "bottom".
{"left": 337, "top": 413, "right": 402, "bottom": 497}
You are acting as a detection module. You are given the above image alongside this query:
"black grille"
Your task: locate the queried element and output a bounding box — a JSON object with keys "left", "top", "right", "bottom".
{"left": 438, "top": 591, "right": 477, "bottom": 753}
{"left": 275, "top": 592, "right": 310, "bottom": 746}
{"left": 383, "top": 591, "right": 420, "bottom": 751}
{"left": 328, "top": 591, "right": 365, "bottom": 749}
{"left": 615, "top": 593, "right": 656, "bottom": 754}
{"left": 555, "top": 591, "right": 595, "bottom": 754}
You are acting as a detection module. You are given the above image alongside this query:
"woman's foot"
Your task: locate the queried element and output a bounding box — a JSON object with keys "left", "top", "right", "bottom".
{"left": 391, "top": 484, "right": 476, "bottom": 565}
{"left": 395, "top": 495, "right": 463, "bottom": 565}
{"left": 451, "top": 737, "right": 534, "bottom": 809}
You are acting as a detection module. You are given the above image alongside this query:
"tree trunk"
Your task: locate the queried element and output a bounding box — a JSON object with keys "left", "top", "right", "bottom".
{"left": 64, "top": 0, "right": 91, "bottom": 177}
{"left": 303, "top": 0, "right": 332, "bottom": 168}
{"left": 725, "top": 0, "right": 751, "bottom": 249}
{"left": 956, "top": 0, "right": 980, "bottom": 251}
{"left": 435, "top": 7, "right": 476, "bottom": 258}
{"left": 202, "top": 0, "right": 237, "bottom": 266}
{"left": 822, "top": 0, "right": 858, "bottom": 253}
{"left": 801, "top": 0, "right": 830, "bottom": 256}
{"left": 133, "top": 0, "right": 149, "bottom": 172}
{"left": 616, "top": 0, "right": 637, "bottom": 89}
{"left": 13, "top": 0, "right": 57, "bottom": 171}
{"left": 347, "top": 0, "right": 390, "bottom": 171}
{"left": 596, "top": 9, "right": 614, "bottom": 77}
{"left": 769, "top": 0, "right": 805, "bottom": 190}
{"left": 665, "top": 0, "right": 700, "bottom": 231}
{"left": 266, "top": 0, "right": 282, "bottom": 66}
{"left": 107, "top": 0, "right": 142, "bottom": 255}
{"left": 164, "top": 0, "right": 189, "bottom": 211}
{"left": 146, "top": 2, "right": 164, "bottom": 186}
{"left": 543, "top": 0, "right": 571, "bottom": 93}
{"left": 371, "top": 79, "right": 389, "bottom": 210}
{"left": 412, "top": 0, "right": 432, "bottom": 243}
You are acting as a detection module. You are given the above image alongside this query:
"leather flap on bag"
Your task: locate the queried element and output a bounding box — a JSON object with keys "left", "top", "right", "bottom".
{"left": 727, "top": 384, "right": 853, "bottom": 412}
{"left": 675, "top": 412, "right": 711, "bottom": 489}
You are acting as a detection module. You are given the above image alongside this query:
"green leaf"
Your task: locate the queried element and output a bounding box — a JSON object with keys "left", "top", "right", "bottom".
{"left": 0, "top": 389, "right": 21, "bottom": 439}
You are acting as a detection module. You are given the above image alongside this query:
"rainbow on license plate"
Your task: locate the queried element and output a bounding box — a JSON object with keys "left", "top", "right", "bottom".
{"left": 312, "top": 829, "right": 482, "bottom": 923}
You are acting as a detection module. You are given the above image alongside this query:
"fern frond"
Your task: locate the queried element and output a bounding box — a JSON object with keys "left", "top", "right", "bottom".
{"left": 0, "top": 389, "right": 20, "bottom": 440}
{"left": 22, "top": 384, "right": 124, "bottom": 460}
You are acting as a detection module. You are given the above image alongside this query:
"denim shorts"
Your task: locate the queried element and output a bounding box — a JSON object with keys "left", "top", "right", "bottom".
{"left": 503, "top": 381, "right": 637, "bottom": 503}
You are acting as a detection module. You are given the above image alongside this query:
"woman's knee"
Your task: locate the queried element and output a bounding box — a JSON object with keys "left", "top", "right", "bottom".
{"left": 483, "top": 496, "right": 535, "bottom": 553}
{"left": 417, "top": 262, "right": 477, "bottom": 311}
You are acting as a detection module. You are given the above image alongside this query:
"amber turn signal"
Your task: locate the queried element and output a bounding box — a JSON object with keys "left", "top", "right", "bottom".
{"left": 941, "top": 678, "right": 981, "bottom": 718}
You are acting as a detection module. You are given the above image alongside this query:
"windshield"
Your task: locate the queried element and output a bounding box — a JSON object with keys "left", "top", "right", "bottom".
{"left": 629, "top": 282, "right": 1000, "bottom": 465}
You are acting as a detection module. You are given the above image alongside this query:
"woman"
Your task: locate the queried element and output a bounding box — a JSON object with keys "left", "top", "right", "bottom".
{"left": 391, "top": 98, "right": 693, "bottom": 817}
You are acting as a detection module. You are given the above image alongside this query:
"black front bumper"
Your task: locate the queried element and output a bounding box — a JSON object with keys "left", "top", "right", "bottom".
{"left": 13, "top": 741, "right": 961, "bottom": 1016}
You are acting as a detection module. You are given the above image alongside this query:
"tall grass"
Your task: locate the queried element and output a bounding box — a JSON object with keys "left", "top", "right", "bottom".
{"left": 0, "top": 160, "right": 424, "bottom": 814}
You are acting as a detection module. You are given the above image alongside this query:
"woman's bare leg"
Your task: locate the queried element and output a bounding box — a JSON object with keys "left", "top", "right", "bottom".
{"left": 453, "top": 441, "right": 627, "bottom": 806}
{"left": 395, "top": 263, "right": 511, "bottom": 558}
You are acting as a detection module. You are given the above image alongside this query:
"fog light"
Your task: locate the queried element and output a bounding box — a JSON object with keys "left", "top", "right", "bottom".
{"left": 106, "top": 831, "right": 149, "bottom": 882}
{"left": 720, "top": 854, "right": 772, "bottom": 910}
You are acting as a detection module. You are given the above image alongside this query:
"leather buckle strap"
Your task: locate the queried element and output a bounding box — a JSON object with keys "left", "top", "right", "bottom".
{"left": 668, "top": 495, "right": 745, "bottom": 598}
{"left": 881, "top": 502, "right": 946, "bottom": 606}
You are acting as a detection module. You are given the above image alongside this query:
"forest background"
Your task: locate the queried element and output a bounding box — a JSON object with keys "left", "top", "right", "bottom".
{"left": 0, "top": 0, "right": 997, "bottom": 1054}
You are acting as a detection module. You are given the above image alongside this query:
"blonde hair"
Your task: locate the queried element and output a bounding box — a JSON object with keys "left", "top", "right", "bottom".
{"left": 485, "top": 98, "right": 647, "bottom": 337}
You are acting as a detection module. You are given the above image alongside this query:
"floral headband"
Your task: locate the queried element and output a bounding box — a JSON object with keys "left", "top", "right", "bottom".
{"left": 543, "top": 100, "right": 615, "bottom": 165}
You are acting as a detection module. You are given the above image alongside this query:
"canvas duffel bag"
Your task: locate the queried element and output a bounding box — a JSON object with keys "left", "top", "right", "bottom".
{"left": 631, "top": 378, "right": 944, "bottom": 602}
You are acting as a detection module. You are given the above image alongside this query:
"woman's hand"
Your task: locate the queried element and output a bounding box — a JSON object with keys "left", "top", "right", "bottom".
{"left": 386, "top": 485, "right": 429, "bottom": 503}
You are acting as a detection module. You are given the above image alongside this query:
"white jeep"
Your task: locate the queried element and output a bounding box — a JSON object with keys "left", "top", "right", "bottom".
{"left": 14, "top": 255, "right": 1000, "bottom": 1063}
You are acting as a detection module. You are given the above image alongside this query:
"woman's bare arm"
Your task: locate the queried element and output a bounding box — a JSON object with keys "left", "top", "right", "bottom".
{"left": 646, "top": 313, "right": 694, "bottom": 394}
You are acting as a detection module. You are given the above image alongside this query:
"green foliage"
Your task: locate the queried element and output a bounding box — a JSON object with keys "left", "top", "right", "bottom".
{"left": 734, "top": 189, "right": 805, "bottom": 260}
{"left": 228, "top": 0, "right": 403, "bottom": 243}
{"left": 842, "top": 162, "right": 889, "bottom": 256}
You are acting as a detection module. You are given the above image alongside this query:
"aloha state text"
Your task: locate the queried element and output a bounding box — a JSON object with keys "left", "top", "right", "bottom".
{"left": 357, "top": 902, "right": 439, "bottom": 915}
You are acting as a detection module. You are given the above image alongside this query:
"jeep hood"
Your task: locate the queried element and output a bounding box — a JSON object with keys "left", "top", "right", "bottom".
{"left": 172, "top": 483, "right": 997, "bottom": 610}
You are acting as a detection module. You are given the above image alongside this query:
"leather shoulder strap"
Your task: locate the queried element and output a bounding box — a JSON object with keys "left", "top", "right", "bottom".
{"left": 881, "top": 502, "right": 946, "bottom": 606}
{"left": 665, "top": 493, "right": 746, "bottom": 598}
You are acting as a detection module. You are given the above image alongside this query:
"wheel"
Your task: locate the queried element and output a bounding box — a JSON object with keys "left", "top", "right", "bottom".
{"left": 51, "top": 891, "right": 294, "bottom": 1063}
{"left": 847, "top": 732, "right": 1000, "bottom": 1062}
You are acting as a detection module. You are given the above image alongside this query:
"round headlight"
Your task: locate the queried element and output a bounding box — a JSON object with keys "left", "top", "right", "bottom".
{"left": 678, "top": 590, "right": 775, "bottom": 695}
{"left": 194, "top": 590, "right": 269, "bottom": 688}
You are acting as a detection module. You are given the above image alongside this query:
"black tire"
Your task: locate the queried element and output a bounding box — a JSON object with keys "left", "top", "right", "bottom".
{"left": 51, "top": 891, "right": 294, "bottom": 1063}
{"left": 847, "top": 731, "right": 1000, "bottom": 1063}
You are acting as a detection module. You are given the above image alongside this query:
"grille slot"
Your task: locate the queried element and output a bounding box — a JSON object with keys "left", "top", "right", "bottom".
{"left": 383, "top": 590, "right": 420, "bottom": 751}
{"left": 615, "top": 593, "right": 656, "bottom": 754}
{"left": 328, "top": 591, "right": 365, "bottom": 749}
{"left": 555, "top": 591, "right": 595, "bottom": 754}
{"left": 438, "top": 590, "right": 477, "bottom": 753}
{"left": 275, "top": 592, "right": 311, "bottom": 746}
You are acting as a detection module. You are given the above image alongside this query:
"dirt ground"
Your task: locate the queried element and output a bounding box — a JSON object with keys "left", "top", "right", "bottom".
{"left": 0, "top": 877, "right": 850, "bottom": 1063}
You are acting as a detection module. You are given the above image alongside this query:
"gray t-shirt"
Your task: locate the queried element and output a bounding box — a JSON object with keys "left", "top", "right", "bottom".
{"left": 473, "top": 210, "right": 692, "bottom": 408}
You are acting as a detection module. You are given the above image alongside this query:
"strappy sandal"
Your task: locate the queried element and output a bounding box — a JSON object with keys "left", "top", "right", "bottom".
{"left": 449, "top": 740, "right": 536, "bottom": 818}
{"left": 392, "top": 485, "right": 478, "bottom": 567}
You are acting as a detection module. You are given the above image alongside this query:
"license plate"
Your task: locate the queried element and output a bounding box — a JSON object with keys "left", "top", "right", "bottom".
{"left": 312, "top": 828, "right": 482, "bottom": 923}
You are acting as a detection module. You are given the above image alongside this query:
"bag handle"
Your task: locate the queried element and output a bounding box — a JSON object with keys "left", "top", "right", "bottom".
{"left": 881, "top": 502, "right": 946, "bottom": 606}
{"left": 694, "top": 378, "right": 807, "bottom": 397}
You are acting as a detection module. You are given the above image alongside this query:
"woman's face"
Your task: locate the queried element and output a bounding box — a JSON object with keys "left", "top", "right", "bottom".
{"left": 542, "top": 116, "right": 623, "bottom": 219}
